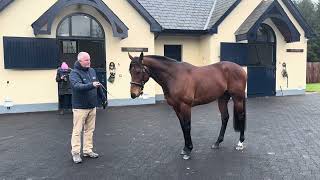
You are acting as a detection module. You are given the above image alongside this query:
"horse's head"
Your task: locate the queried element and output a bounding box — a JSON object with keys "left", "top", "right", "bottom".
{"left": 128, "top": 52, "right": 150, "bottom": 99}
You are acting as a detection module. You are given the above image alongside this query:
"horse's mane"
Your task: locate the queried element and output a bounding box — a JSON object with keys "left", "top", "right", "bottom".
{"left": 130, "top": 55, "right": 180, "bottom": 70}
{"left": 145, "top": 55, "right": 180, "bottom": 63}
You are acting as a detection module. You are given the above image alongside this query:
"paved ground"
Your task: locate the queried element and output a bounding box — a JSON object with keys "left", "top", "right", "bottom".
{"left": 1, "top": 94, "right": 320, "bottom": 180}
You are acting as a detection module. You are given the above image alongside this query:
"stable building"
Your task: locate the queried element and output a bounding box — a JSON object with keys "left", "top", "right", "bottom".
{"left": 0, "top": 0, "right": 313, "bottom": 114}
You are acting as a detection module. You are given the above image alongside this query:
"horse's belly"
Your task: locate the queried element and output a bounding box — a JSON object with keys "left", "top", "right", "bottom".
{"left": 192, "top": 85, "right": 225, "bottom": 106}
{"left": 192, "top": 95, "right": 219, "bottom": 106}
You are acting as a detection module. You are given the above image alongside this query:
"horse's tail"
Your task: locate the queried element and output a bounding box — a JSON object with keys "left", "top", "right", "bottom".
{"left": 233, "top": 98, "right": 246, "bottom": 132}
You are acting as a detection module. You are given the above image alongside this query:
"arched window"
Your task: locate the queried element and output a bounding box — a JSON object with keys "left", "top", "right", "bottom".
{"left": 255, "top": 24, "right": 275, "bottom": 43}
{"left": 57, "top": 14, "right": 104, "bottom": 38}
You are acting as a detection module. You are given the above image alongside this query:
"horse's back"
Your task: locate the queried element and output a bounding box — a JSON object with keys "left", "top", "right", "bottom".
{"left": 179, "top": 61, "right": 247, "bottom": 87}
{"left": 193, "top": 61, "right": 247, "bottom": 97}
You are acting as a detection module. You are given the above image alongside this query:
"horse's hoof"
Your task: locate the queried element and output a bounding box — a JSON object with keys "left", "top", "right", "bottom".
{"left": 211, "top": 143, "right": 220, "bottom": 149}
{"left": 180, "top": 149, "right": 187, "bottom": 155}
{"left": 235, "top": 141, "right": 244, "bottom": 151}
{"left": 182, "top": 154, "right": 191, "bottom": 160}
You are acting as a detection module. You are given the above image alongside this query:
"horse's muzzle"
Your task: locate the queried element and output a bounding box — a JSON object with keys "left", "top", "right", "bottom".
{"left": 131, "top": 93, "right": 138, "bottom": 99}
{"left": 131, "top": 90, "right": 144, "bottom": 99}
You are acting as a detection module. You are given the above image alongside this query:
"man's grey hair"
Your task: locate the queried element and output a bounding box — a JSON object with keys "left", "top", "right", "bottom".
{"left": 77, "top": 52, "right": 89, "bottom": 61}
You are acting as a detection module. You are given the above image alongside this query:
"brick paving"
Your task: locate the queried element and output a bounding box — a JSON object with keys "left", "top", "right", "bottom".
{"left": 0, "top": 94, "right": 320, "bottom": 180}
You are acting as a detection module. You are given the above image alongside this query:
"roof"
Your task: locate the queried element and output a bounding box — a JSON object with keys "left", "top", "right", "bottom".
{"left": 129, "top": 0, "right": 314, "bottom": 37}
{"left": 206, "top": 0, "right": 239, "bottom": 29}
{"left": 236, "top": 0, "right": 301, "bottom": 42}
{"left": 235, "top": 0, "right": 274, "bottom": 36}
{"left": 130, "top": 0, "right": 239, "bottom": 32}
{"left": 0, "top": 0, "right": 14, "bottom": 12}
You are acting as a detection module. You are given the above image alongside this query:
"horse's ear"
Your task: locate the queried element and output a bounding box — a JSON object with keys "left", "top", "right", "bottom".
{"left": 139, "top": 52, "right": 144, "bottom": 62}
{"left": 128, "top": 53, "right": 134, "bottom": 61}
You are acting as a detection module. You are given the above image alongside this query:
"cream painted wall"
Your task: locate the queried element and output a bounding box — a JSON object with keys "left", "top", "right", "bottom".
{"left": 0, "top": 0, "right": 155, "bottom": 107}
{"left": 103, "top": 0, "right": 156, "bottom": 100}
{"left": 274, "top": 0, "right": 307, "bottom": 92}
{"left": 0, "top": 0, "right": 58, "bottom": 105}
{"left": 155, "top": 36, "right": 207, "bottom": 66}
{"left": 264, "top": 19, "right": 307, "bottom": 92}
{"left": 200, "top": 35, "right": 212, "bottom": 65}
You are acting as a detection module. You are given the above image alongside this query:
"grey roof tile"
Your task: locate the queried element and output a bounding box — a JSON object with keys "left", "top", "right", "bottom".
{"left": 0, "top": 0, "right": 14, "bottom": 12}
{"left": 206, "top": 0, "right": 238, "bottom": 29}
{"left": 137, "top": 0, "right": 238, "bottom": 30}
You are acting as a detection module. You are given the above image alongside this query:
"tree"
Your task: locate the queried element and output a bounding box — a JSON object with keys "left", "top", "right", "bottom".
{"left": 295, "top": 0, "right": 319, "bottom": 62}
{"left": 295, "top": 0, "right": 316, "bottom": 27}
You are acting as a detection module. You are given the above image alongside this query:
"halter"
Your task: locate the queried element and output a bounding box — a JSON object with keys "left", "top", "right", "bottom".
{"left": 130, "top": 81, "right": 145, "bottom": 90}
{"left": 130, "top": 66, "right": 150, "bottom": 92}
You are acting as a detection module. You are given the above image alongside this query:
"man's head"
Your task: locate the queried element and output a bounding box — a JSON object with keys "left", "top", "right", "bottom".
{"left": 78, "top": 52, "right": 91, "bottom": 68}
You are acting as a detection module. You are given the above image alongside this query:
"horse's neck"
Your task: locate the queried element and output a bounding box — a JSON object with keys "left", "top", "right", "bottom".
{"left": 143, "top": 57, "right": 175, "bottom": 94}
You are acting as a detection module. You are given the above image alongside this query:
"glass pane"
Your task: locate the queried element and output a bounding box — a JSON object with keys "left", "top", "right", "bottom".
{"left": 71, "top": 15, "right": 90, "bottom": 37}
{"left": 164, "top": 45, "right": 182, "bottom": 61}
{"left": 268, "top": 31, "right": 275, "bottom": 43}
{"left": 248, "top": 44, "right": 274, "bottom": 66}
{"left": 92, "top": 20, "right": 104, "bottom": 38}
{"left": 62, "top": 41, "right": 77, "bottom": 54}
{"left": 57, "top": 18, "right": 70, "bottom": 36}
{"left": 256, "top": 27, "right": 268, "bottom": 42}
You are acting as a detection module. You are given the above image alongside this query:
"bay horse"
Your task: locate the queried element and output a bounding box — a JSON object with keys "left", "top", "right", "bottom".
{"left": 129, "top": 52, "right": 247, "bottom": 160}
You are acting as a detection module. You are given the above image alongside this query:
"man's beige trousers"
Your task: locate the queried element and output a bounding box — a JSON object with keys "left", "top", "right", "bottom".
{"left": 71, "top": 108, "right": 96, "bottom": 155}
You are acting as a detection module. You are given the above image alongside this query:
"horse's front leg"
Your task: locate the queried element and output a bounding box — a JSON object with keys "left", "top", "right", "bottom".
{"left": 173, "top": 103, "right": 193, "bottom": 160}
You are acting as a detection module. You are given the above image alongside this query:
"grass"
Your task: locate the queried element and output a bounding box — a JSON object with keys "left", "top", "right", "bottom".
{"left": 306, "top": 83, "right": 320, "bottom": 93}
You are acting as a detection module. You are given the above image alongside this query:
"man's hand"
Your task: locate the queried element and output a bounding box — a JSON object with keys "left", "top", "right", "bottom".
{"left": 93, "top": 82, "right": 101, "bottom": 88}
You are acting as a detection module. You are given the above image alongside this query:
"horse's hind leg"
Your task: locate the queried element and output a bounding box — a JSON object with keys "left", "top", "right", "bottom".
{"left": 173, "top": 103, "right": 193, "bottom": 160}
{"left": 233, "top": 96, "right": 246, "bottom": 150}
{"left": 212, "top": 92, "right": 231, "bottom": 149}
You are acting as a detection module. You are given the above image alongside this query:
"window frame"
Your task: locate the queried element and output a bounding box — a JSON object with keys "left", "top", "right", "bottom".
{"left": 56, "top": 13, "right": 105, "bottom": 40}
